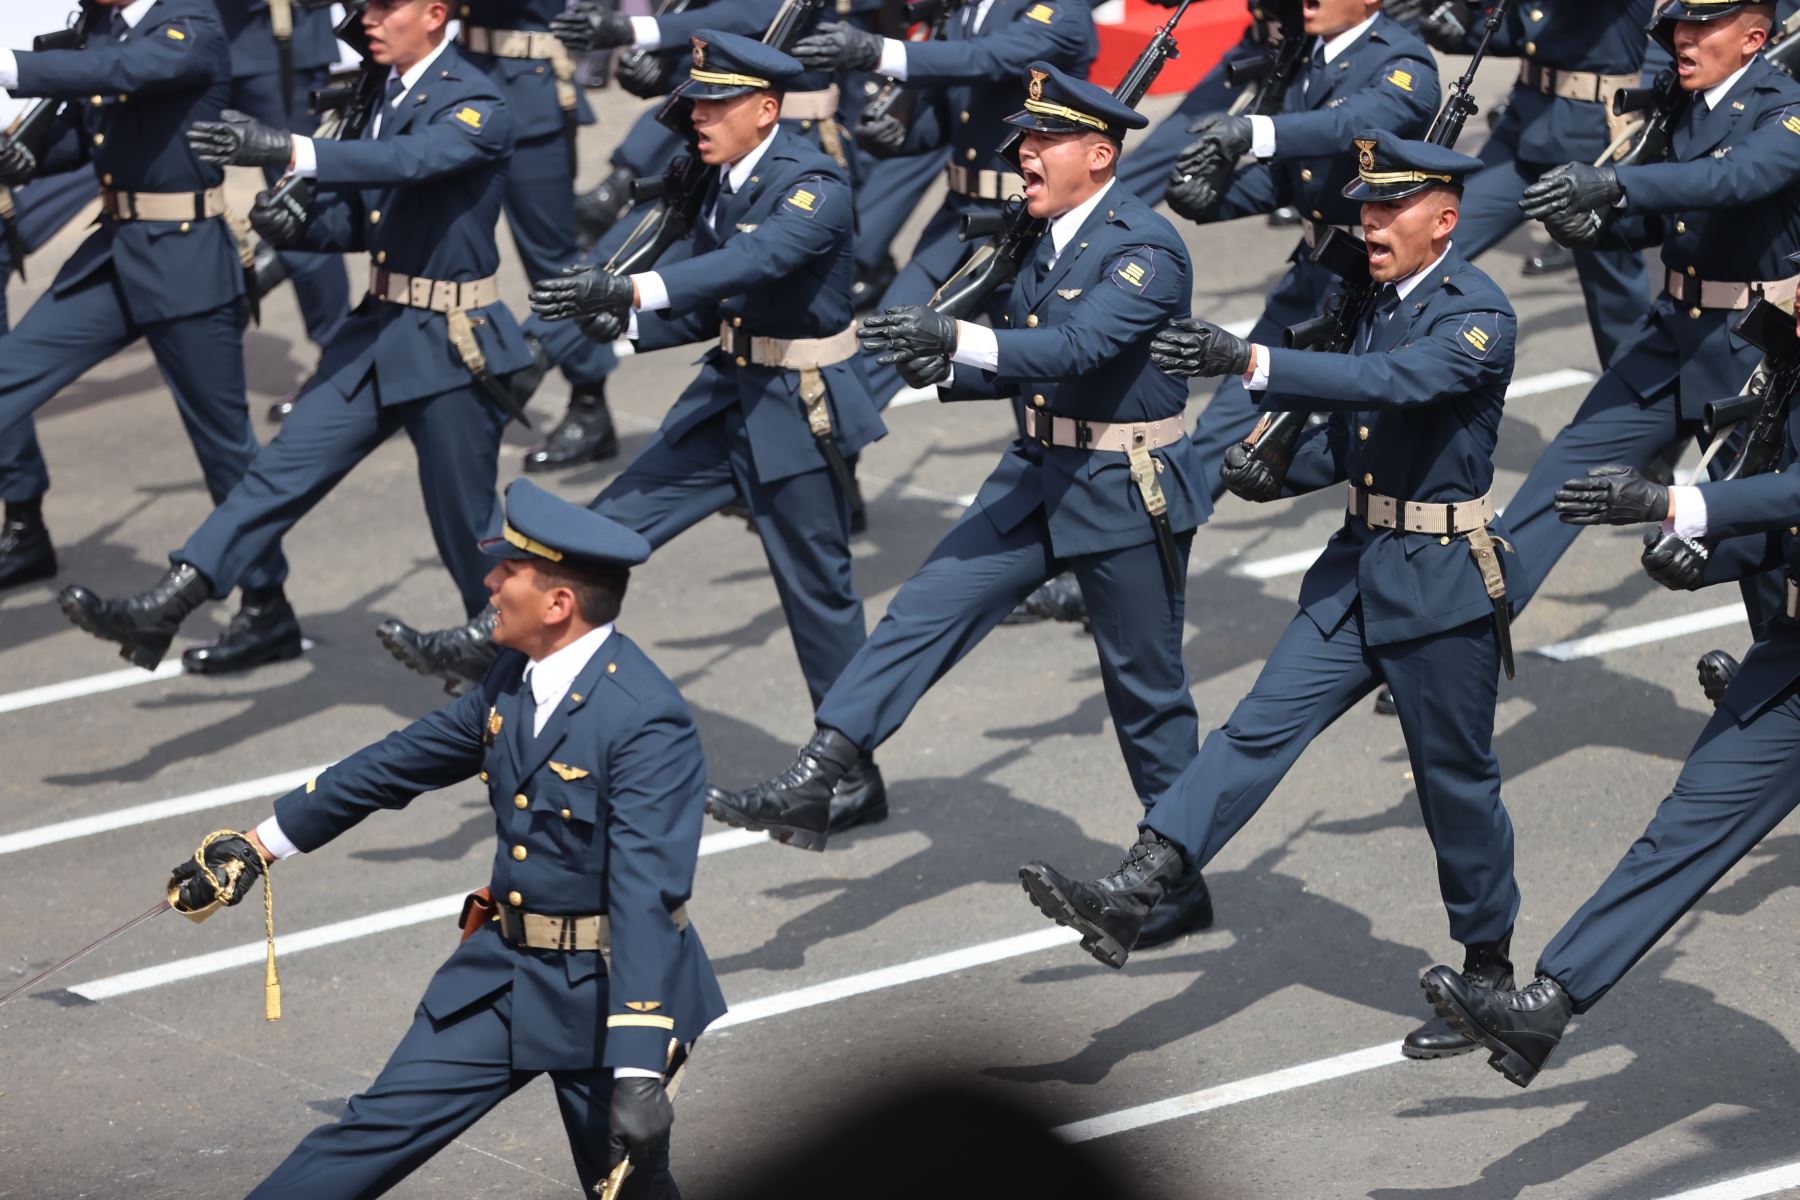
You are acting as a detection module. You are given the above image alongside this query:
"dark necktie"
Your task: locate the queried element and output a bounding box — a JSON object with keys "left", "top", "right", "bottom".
{"left": 377, "top": 76, "right": 406, "bottom": 139}
{"left": 1303, "top": 41, "right": 1326, "bottom": 98}
{"left": 1359, "top": 284, "right": 1400, "bottom": 352}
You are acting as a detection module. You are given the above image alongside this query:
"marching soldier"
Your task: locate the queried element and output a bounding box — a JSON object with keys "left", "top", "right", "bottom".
{"left": 173, "top": 480, "right": 723, "bottom": 1196}
{"left": 56, "top": 0, "right": 534, "bottom": 674}
{"left": 707, "top": 64, "right": 1218, "bottom": 945}
{"left": 1018, "top": 133, "right": 1525, "bottom": 1059}
{"left": 0, "top": 0, "right": 295, "bottom": 658}
{"left": 1422, "top": 306, "right": 1800, "bottom": 1087}
{"left": 1504, "top": 1, "right": 1798, "bottom": 638}
{"left": 379, "top": 32, "right": 892, "bottom": 833}
{"left": 220, "top": 0, "right": 351, "bottom": 421}
{"left": 1417, "top": 0, "right": 1654, "bottom": 367}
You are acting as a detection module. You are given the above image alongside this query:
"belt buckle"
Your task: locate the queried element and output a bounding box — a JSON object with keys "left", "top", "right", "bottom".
{"left": 497, "top": 903, "right": 523, "bottom": 944}
{"left": 1035, "top": 412, "right": 1055, "bottom": 449}
{"left": 1075, "top": 420, "right": 1094, "bottom": 450}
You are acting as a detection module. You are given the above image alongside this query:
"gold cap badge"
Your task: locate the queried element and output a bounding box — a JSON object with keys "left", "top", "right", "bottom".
{"left": 691, "top": 37, "right": 707, "bottom": 69}
{"left": 1028, "top": 68, "right": 1048, "bottom": 102}
{"left": 1355, "top": 137, "right": 1377, "bottom": 173}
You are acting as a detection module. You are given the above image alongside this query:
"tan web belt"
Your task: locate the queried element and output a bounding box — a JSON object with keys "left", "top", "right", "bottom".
{"left": 495, "top": 901, "right": 689, "bottom": 952}
{"left": 945, "top": 163, "right": 1027, "bottom": 201}
{"left": 369, "top": 266, "right": 500, "bottom": 313}
{"left": 1024, "top": 407, "right": 1186, "bottom": 453}
{"left": 1664, "top": 270, "right": 1800, "bottom": 314}
{"left": 1518, "top": 61, "right": 1635, "bottom": 106}
{"left": 781, "top": 85, "right": 840, "bottom": 122}
{"left": 101, "top": 185, "right": 226, "bottom": 222}
{"left": 1301, "top": 217, "right": 1362, "bottom": 251}
{"left": 460, "top": 26, "right": 577, "bottom": 112}
{"left": 717, "top": 321, "right": 858, "bottom": 369}
{"left": 1348, "top": 485, "right": 1495, "bottom": 536}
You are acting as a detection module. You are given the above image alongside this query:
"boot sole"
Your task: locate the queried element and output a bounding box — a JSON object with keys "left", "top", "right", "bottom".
{"left": 1419, "top": 972, "right": 1540, "bottom": 1088}
{"left": 181, "top": 636, "right": 305, "bottom": 676}
{"left": 58, "top": 589, "right": 170, "bottom": 671}
{"left": 1399, "top": 1038, "right": 1480, "bottom": 1061}
{"left": 521, "top": 439, "right": 621, "bottom": 474}
{"left": 827, "top": 799, "right": 889, "bottom": 836}
{"left": 704, "top": 792, "right": 829, "bottom": 853}
{"left": 1017, "top": 863, "right": 1129, "bottom": 970}
{"left": 0, "top": 556, "right": 56, "bottom": 592}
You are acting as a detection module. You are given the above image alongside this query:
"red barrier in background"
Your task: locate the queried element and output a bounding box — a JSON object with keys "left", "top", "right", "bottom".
{"left": 1088, "top": 0, "right": 1253, "bottom": 94}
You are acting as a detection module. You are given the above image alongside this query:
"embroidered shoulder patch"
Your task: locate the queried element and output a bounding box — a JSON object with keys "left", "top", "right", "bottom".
{"left": 785, "top": 186, "right": 823, "bottom": 217}
{"left": 1457, "top": 313, "right": 1501, "bottom": 360}
{"left": 453, "top": 105, "right": 486, "bottom": 131}
{"left": 1386, "top": 68, "right": 1414, "bottom": 93}
{"left": 1026, "top": 3, "right": 1055, "bottom": 22}
{"left": 1110, "top": 249, "right": 1155, "bottom": 292}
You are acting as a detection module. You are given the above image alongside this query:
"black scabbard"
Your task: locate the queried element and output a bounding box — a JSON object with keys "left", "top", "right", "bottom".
{"left": 4, "top": 219, "right": 27, "bottom": 282}
{"left": 1492, "top": 596, "right": 1515, "bottom": 681}
{"left": 816, "top": 434, "right": 863, "bottom": 528}
{"left": 1151, "top": 512, "right": 1183, "bottom": 593}
{"left": 474, "top": 367, "right": 534, "bottom": 431}
{"left": 277, "top": 39, "right": 295, "bottom": 120}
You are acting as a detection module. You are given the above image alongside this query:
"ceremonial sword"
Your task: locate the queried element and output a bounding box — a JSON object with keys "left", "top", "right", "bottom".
{"left": 0, "top": 899, "right": 172, "bottom": 1009}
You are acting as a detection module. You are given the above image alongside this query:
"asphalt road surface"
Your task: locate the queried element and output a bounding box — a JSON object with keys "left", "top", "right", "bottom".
{"left": 4, "top": 53, "right": 1799, "bottom": 1200}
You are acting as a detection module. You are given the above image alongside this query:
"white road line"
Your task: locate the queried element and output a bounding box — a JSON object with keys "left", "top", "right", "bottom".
{"left": 66, "top": 828, "right": 769, "bottom": 1002}
{"left": 1653, "top": 1160, "right": 1800, "bottom": 1200}
{"left": 1054, "top": 1042, "right": 1406, "bottom": 1142}
{"left": 1234, "top": 547, "right": 1322, "bottom": 580}
{"left": 711, "top": 927, "right": 1078, "bottom": 1030}
{"left": 0, "top": 766, "right": 333, "bottom": 857}
{"left": 1533, "top": 602, "right": 1746, "bottom": 661}
{"left": 0, "top": 661, "right": 184, "bottom": 715}
{"left": 1506, "top": 367, "right": 1595, "bottom": 399}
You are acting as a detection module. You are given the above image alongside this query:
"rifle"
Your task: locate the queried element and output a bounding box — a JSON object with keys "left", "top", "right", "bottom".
{"left": 1595, "top": 67, "right": 1685, "bottom": 167}
{"left": 1, "top": 3, "right": 105, "bottom": 276}
{"left": 1169, "top": 0, "right": 1305, "bottom": 216}
{"left": 1232, "top": 0, "right": 1516, "bottom": 491}
{"left": 929, "top": 0, "right": 1199, "bottom": 319}
{"left": 1765, "top": 6, "right": 1800, "bottom": 77}
{"left": 859, "top": 0, "right": 970, "bottom": 138}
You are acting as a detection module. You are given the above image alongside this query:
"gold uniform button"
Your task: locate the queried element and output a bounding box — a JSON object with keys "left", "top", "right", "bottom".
{"left": 1790, "top": 526, "right": 1798, "bottom": 535}
{"left": 513, "top": 793, "right": 528, "bottom": 809}
{"left": 377, "top": 250, "right": 387, "bottom": 264}
{"left": 479, "top": 771, "right": 489, "bottom": 782}
{"left": 571, "top": 691, "right": 584, "bottom": 700}
{"left": 92, "top": 133, "right": 104, "bottom": 146}
{"left": 117, "top": 94, "right": 127, "bottom": 103}
{"left": 179, "top": 221, "right": 191, "bottom": 233}
{"left": 1032, "top": 393, "right": 1046, "bottom": 407}
{"left": 1690, "top": 306, "right": 1703, "bottom": 319}
{"left": 1362, "top": 472, "right": 1374, "bottom": 487}
{"left": 1686, "top": 266, "right": 1696, "bottom": 278}
{"left": 1299, "top": 168, "right": 1313, "bottom": 183}
{"left": 102, "top": 173, "right": 113, "bottom": 185}
{"left": 960, "top": 110, "right": 971, "bottom": 124}
{"left": 606, "top": 663, "right": 617, "bottom": 674}
{"left": 1440, "top": 535, "right": 1451, "bottom": 545}
{"left": 1026, "top": 313, "right": 1038, "bottom": 327}
{"left": 560, "top": 808, "right": 572, "bottom": 821}
{"left": 1311, "top": 209, "right": 1323, "bottom": 219}
{"left": 507, "top": 890, "right": 523, "bottom": 907}
{"left": 1530, "top": 7, "right": 1542, "bottom": 19}
{"left": 732, "top": 315, "right": 743, "bottom": 327}
{"left": 1357, "top": 425, "right": 1369, "bottom": 441}
{"left": 735, "top": 355, "right": 748, "bottom": 367}
{"left": 966, "top": 147, "right": 978, "bottom": 161}
{"left": 90, "top": 94, "right": 103, "bottom": 106}
{"left": 370, "top": 209, "right": 381, "bottom": 224}
{"left": 801, "top": 119, "right": 812, "bottom": 130}
{"left": 512, "top": 845, "right": 528, "bottom": 861}
{"left": 1675, "top": 220, "right": 1687, "bottom": 233}
{"left": 1524, "top": 40, "right": 1536, "bottom": 55}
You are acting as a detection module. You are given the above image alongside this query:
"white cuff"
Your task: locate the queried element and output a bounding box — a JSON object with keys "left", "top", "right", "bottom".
{"left": 951, "top": 320, "right": 999, "bottom": 371}
{"left": 1668, "top": 484, "right": 1707, "bottom": 540}
{"left": 625, "top": 310, "right": 639, "bottom": 340}
{"left": 254, "top": 815, "right": 304, "bottom": 861}
{"left": 876, "top": 38, "right": 909, "bottom": 81}
{"left": 0, "top": 49, "right": 18, "bottom": 92}
{"left": 1245, "top": 344, "right": 1271, "bottom": 391}
{"left": 631, "top": 271, "right": 668, "bottom": 313}
{"left": 630, "top": 16, "right": 662, "bottom": 50}
{"left": 614, "top": 1066, "right": 663, "bottom": 1079}
{"left": 1248, "top": 114, "right": 1277, "bottom": 160}
{"left": 289, "top": 135, "right": 317, "bottom": 179}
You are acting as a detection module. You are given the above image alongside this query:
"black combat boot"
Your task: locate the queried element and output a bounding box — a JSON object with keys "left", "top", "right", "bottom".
{"left": 575, "top": 167, "right": 636, "bottom": 247}
{"left": 181, "top": 586, "right": 304, "bottom": 675}
{"left": 1642, "top": 437, "right": 1686, "bottom": 488}
{"left": 829, "top": 754, "right": 888, "bottom": 834}
{"left": 1697, "top": 649, "right": 1739, "bottom": 707}
{"left": 0, "top": 499, "right": 56, "bottom": 590}
{"left": 1403, "top": 932, "right": 1514, "bottom": 1059}
{"left": 505, "top": 333, "right": 551, "bottom": 417}
{"left": 59, "top": 563, "right": 211, "bottom": 670}
{"left": 267, "top": 391, "right": 299, "bottom": 422}
{"left": 523, "top": 383, "right": 619, "bottom": 473}
{"left": 377, "top": 607, "right": 501, "bottom": 692}
{"left": 850, "top": 254, "right": 897, "bottom": 313}
{"left": 1018, "top": 829, "right": 1189, "bottom": 969}
{"left": 1372, "top": 684, "right": 1397, "bottom": 715}
{"left": 1003, "top": 572, "right": 1087, "bottom": 626}
{"left": 704, "top": 726, "right": 859, "bottom": 851}
{"left": 1134, "top": 860, "right": 1215, "bottom": 949}
{"left": 1421, "top": 969, "right": 1574, "bottom": 1088}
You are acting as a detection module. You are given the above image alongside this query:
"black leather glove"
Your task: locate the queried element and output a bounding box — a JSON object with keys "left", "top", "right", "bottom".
{"left": 551, "top": 3, "right": 635, "bottom": 52}
{"left": 1520, "top": 162, "right": 1621, "bottom": 221}
{"left": 854, "top": 112, "right": 909, "bottom": 159}
{"left": 0, "top": 136, "right": 37, "bottom": 187}
{"left": 187, "top": 109, "right": 293, "bottom": 168}
{"left": 1149, "top": 317, "right": 1252, "bottom": 379}
{"left": 169, "top": 834, "right": 266, "bottom": 912}
{"left": 616, "top": 50, "right": 671, "bottom": 99}
{"left": 1184, "top": 112, "right": 1253, "bottom": 162}
{"left": 530, "top": 265, "right": 634, "bottom": 323}
{"left": 1419, "top": 0, "right": 1473, "bottom": 53}
{"left": 791, "top": 21, "right": 884, "bottom": 71}
{"left": 1641, "top": 529, "right": 1708, "bottom": 591}
{"left": 249, "top": 185, "right": 309, "bottom": 247}
{"left": 1220, "top": 440, "right": 1281, "bottom": 503}
{"left": 1164, "top": 144, "right": 1226, "bottom": 223}
{"left": 1553, "top": 464, "right": 1671, "bottom": 526}
{"left": 577, "top": 309, "right": 628, "bottom": 345}
{"left": 607, "top": 1075, "right": 674, "bottom": 1172}
{"left": 897, "top": 354, "right": 951, "bottom": 388}
{"left": 859, "top": 304, "right": 958, "bottom": 365}
{"left": 1543, "top": 204, "right": 1603, "bottom": 249}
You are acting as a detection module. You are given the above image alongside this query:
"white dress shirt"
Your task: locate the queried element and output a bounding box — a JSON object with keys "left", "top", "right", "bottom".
{"left": 876, "top": 0, "right": 997, "bottom": 80}
{"left": 1245, "top": 14, "right": 1379, "bottom": 160}
{"left": 289, "top": 34, "right": 455, "bottom": 177}
{"left": 950, "top": 177, "right": 1117, "bottom": 374}
{"left": 0, "top": 0, "right": 159, "bottom": 88}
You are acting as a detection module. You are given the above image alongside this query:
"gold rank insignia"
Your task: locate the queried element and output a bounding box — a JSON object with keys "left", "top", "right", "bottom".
{"left": 1784, "top": 113, "right": 1800, "bottom": 136}
{"left": 692, "top": 37, "right": 708, "bottom": 69}
{"left": 1026, "top": 3, "right": 1054, "bottom": 22}
{"left": 625, "top": 1000, "right": 662, "bottom": 1012}
{"left": 1355, "top": 137, "right": 1378, "bottom": 172}
{"left": 1464, "top": 326, "right": 1490, "bottom": 352}
{"left": 1387, "top": 69, "right": 1414, "bottom": 92}
{"left": 1118, "top": 262, "right": 1145, "bottom": 286}
{"left": 454, "top": 106, "right": 483, "bottom": 130}
{"left": 1028, "top": 69, "right": 1048, "bottom": 102}
{"left": 166, "top": 26, "right": 187, "bottom": 40}
{"left": 548, "top": 761, "right": 590, "bottom": 781}
{"left": 787, "top": 188, "right": 817, "bottom": 213}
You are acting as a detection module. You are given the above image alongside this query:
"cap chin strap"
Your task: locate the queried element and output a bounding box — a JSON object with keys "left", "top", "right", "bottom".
{"left": 1022, "top": 98, "right": 1109, "bottom": 132}
{"left": 689, "top": 68, "right": 772, "bottom": 89}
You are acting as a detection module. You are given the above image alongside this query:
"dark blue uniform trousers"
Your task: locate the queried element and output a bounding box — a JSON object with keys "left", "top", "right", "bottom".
{"left": 249, "top": 987, "right": 676, "bottom": 1199}
{"left": 852, "top": 146, "right": 951, "bottom": 275}
{"left": 0, "top": 270, "right": 287, "bottom": 590}
{"left": 590, "top": 405, "right": 866, "bottom": 710}
{"left": 1499, "top": 367, "right": 1786, "bottom": 630}
{"left": 1114, "top": 63, "right": 1234, "bottom": 204}
{"left": 1456, "top": 133, "right": 1648, "bottom": 366}
{"left": 812, "top": 501, "right": 1199, "bottom": 801}
{"left": 174, "top": 365, "right": 503, "bottom": 613}
{"left": 1142, "top": 604, "right": 1521, "bottom": 945}
{"left": 1188, "top": 252, "right": 1337, "bottom": 502}
{"left": 232, "top": 67, "right": 351, "bottom": 348}
{"left": 1538, "top": 680, "right": 1800, "bottom": 1011}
